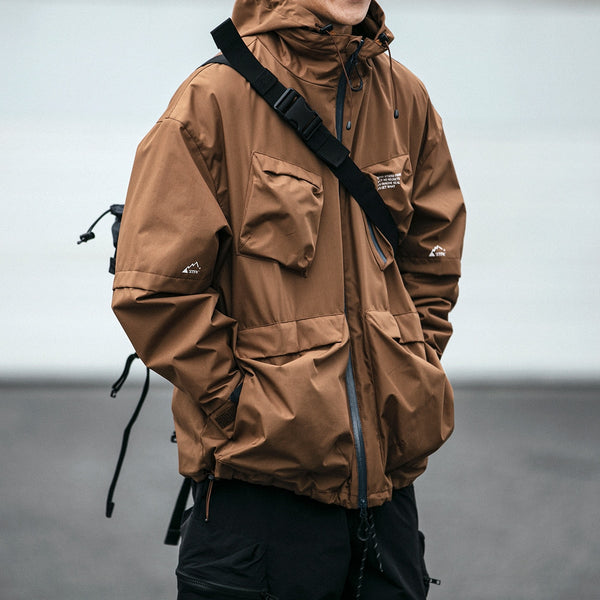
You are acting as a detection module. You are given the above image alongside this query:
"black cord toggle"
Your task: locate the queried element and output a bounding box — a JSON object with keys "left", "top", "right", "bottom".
{"left": 76, "top": 208, "right": 111, "bottom": 245}
{"left": 77, "top": 231, "right": 96, "bottom": 244}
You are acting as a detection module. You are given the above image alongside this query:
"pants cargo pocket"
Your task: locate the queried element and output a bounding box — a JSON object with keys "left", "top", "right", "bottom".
{"left": 176, "top": 483, "right": 275, "bottom": 600}
{"left": 176, "top": 534, "right": 275, "bottom": 599}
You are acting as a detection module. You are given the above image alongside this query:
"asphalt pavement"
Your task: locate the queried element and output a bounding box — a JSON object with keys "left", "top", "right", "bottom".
{"left": 1, "top": 377, "right": 598, "bottom": 600}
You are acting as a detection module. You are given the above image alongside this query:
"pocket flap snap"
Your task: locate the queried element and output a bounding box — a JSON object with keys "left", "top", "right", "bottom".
{"left": 393, "top": 311, "right": 425, "bottom": 343}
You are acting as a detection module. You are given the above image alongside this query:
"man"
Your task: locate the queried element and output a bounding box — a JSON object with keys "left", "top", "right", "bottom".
{"left": 112, "top": 0, "right": 466, "bottom": 598}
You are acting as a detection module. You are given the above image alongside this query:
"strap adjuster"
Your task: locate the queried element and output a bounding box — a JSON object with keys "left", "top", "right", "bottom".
{"left": 274, "top": 88, "right": 322, "bottom": 141}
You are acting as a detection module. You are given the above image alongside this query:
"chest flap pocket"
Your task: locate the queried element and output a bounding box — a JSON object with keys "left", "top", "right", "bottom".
{"left": 238, "top": 152, "right": 324, "bottom": 274}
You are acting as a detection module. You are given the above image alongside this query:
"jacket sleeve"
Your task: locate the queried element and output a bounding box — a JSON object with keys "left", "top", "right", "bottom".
{"left": 112, "top": 116, "right": 242, "bottom": 431}
{"left": 397, "top": 101, "right": 466, "bottom": 357}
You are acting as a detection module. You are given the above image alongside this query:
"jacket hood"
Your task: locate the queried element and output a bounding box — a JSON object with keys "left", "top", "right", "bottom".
{"left": 232, "top": 0, "right": 394, "bottom": 62}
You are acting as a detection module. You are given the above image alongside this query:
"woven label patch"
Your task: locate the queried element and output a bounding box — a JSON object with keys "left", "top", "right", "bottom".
{"left": 376, "top": 172, "right": 402, "bottom": 191}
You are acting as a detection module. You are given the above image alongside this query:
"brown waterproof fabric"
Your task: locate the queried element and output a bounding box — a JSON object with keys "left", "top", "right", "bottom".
{"left": 112, "top": 0, "right": 466, "bottom": 509}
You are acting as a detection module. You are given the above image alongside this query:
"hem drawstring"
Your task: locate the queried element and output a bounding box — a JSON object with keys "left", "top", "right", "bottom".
{"left": 355, "top": 507, "right": 384, "bottom": 600}
{"left": 205, "top": 475, "right": 215, "bottom": 522}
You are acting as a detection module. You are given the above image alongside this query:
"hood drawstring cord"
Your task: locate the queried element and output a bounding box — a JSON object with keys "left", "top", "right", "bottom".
{"left": 320, "top": 24, "right": 364, "bottom": 131}
{"left": 342, "top": 41, "right": 365, "bottom": 131}
{"left": 355, "top": 507, "right": 384, "bottom": 599}
{"left": 316, "top": 25, "right": 397, "bottom": 125}
{"left": 378, "top": 32, "right": 399, "bottom": 120}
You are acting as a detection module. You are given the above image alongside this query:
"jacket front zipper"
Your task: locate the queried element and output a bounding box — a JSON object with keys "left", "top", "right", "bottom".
{"left": 344, "top": 353, "right": 368, "bottom": 513}
{"left": 367, "top": 220, "right": 388, "bottom": 265}
{"left": 336, "top": 40, "right": 369, "bottom": 515}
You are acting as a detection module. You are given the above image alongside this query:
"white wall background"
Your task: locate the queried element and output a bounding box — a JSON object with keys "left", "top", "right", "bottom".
{"left": 1, "top": 1, "right": 599, "bottom": 380}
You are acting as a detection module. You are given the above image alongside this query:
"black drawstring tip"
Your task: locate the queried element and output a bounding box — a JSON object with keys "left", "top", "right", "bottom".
{"left": 106, "top": 501, "right": 115, "bottom": 518}
{"left": 394, "top": 109, "right": 399, "bottom": 119}
{"left": 77, "top": 231, "right": 95, "bottom": 244}
{"left": 319, "top": 23, "right": 333, "bottom": 34}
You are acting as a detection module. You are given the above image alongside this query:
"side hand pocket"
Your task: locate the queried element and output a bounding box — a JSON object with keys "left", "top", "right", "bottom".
{"left": 209, "top": 378, "right": 244, "bottom": 436}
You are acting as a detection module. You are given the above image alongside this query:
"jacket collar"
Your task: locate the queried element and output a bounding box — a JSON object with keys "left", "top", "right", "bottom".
{"left": 232, "top": 0, "right": 394, "bottom": 84}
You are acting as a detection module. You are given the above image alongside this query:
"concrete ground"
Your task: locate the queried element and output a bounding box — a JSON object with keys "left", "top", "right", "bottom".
{"left": 1, "top": 378, "right": 598, "bottom": 600}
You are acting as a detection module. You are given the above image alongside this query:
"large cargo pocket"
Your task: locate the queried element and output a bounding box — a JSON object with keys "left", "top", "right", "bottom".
{"left": 363, "top": 310, "right": 453, "bottom": 470}
{"left": 239, "top": 152, "right": 323, "bottom": 274}
{"left": 216, "top": 314, "right": 354, "bottom": 492}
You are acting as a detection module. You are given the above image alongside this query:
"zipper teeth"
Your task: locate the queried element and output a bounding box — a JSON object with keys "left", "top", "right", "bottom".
{"left": 336, "top": 49, "right": 369, "bottom": 512}
{"left": 176, "top": 570, "right": 265, "bottom": 598}
{"left": 345, "top": 356, "right": 368, "bottom": 510}
{"left": 367, "top": 220, "right": 388, "bottom": 264}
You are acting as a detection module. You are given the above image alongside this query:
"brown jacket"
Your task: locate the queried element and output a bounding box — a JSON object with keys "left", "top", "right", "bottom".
{"left": 112, "top": 0, "right": 466, "bottom": 509}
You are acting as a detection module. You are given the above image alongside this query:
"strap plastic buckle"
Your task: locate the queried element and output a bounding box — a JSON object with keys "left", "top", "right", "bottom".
{"left": 274, "top": 88, "right": 322, "bottom": 141}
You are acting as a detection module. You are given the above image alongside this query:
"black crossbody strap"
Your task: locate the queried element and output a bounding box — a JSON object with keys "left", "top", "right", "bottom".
{"left": 210, "top": 18, "right": 399, "bottom": 254}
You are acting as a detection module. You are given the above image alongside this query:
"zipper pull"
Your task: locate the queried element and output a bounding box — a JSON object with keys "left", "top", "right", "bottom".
{"left": 357, "top": 506, "right": 369, "bottom": 542}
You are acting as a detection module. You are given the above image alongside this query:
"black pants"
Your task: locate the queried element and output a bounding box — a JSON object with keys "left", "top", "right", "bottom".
{"left": 176, "top": 479, "right": 431, "bottom": 600}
